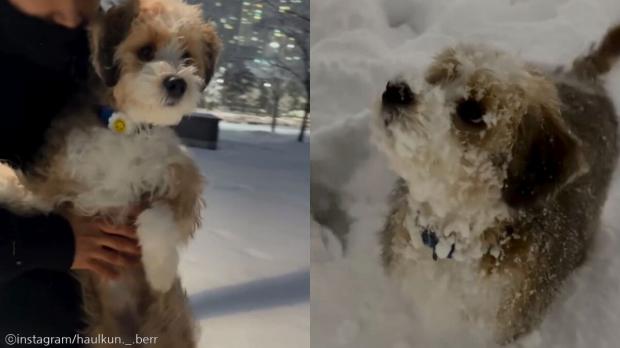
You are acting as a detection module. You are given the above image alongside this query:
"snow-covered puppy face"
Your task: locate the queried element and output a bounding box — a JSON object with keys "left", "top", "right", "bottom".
{"left": 372, "top": 44, "right": 585, "bottom": 259}
{"left": 91, "top": 0, "right": 221, "bottom": 125}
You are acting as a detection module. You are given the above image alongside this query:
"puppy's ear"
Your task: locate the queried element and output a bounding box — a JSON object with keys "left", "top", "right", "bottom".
{"left": 502, "top": 106, "right": 586, "bottom": 208}
{"left": 90, "top": 0, "right": 139, "bottom": 87}
{"left": 425, "top": 48, "right": 460, "bottom": 85}
{"left": 200, "top": 22, "right": 222, "bottom": 88}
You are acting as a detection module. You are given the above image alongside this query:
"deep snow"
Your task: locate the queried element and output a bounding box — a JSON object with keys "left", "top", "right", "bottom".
{"left": 311, "top": 0, "right": 620, "bottom": 347}
{"left": 179, "top": 123, "right": 309, "bottom": 348}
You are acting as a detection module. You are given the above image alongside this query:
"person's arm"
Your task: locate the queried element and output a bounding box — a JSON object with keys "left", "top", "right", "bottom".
{"left": 0, "top": 207, "right": 75, "bottom": 284}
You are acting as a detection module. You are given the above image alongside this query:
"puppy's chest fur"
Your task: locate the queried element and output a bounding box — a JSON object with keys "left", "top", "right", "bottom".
{"left": 24, "top": 107, "right": 191, "bottom": 215}
{"left": 19, "top": 102, "right": 202, "bottom": 345}
{"left": 380, "top": 181, "right": 506, "bottom": 330}
{"left": 380, "top": 177, "right": 578, "bottom": 338}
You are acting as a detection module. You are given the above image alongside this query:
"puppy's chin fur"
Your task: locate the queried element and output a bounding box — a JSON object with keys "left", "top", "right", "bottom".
{"left": 116, "top": 63, "right": 203, "bottom": 126}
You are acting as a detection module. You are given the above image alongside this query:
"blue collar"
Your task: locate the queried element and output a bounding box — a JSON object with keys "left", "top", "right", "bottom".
{"left": 97, "top": 106, "right": 154, "bottom": 134}
{"left": 98, "top": 105, "right": 116, "bottom": 126}
{"left": 421, "top": 228, "right": 455, "bottom": 261}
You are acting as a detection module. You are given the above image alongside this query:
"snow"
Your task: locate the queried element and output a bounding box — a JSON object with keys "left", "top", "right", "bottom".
{"left": 311, "top": 0, "right": 620, "bottom": 347}
{"left": 179, "top": 122, "right": 309, "bottom": 348}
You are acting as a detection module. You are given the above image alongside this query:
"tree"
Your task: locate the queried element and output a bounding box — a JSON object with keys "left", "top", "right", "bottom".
{"left": 264, "top": 78, "right": 287, "bottom": 132}
{"left": 261, "top": 0, "right": 310, "bottom": 142}
{"left": 202, "top": 68, "right": 224, "bottom": 109}
{"left": 249, "top": 62, "right": 297, "bottom": 132}
{"left": 284, "top": 80, "right": 307, "bottom": 116}
{"left": 220, "top": 64, "right": 257, "bottom": 113}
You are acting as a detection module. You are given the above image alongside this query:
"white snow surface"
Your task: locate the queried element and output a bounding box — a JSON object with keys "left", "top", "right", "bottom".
{"left": 311, "top": 1, "right": 620, "bottom": 347}
{"left": 179, "top": 122, "right": 309, "bottom": 348}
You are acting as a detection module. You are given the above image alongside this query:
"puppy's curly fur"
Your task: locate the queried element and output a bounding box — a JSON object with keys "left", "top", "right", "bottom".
{"left": 374, "top": 26, "right": 620, "bottom": 343}
{"left": 0, "top": 0, "right": 221, "bottom": 347}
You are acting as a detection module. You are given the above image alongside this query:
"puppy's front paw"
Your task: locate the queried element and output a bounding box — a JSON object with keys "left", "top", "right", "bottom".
{"left": 136, "top": 202, "right": 180, "bottom": 292}
{"left": 146, "top": 249, "right": 179, "bottom": 292}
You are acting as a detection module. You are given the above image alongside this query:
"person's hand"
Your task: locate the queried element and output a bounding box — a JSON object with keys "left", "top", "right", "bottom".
{"left": 65, "top": 212, "right": 142, "bottom": 281}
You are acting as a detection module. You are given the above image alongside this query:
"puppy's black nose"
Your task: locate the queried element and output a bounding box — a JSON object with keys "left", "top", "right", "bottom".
{"left": 163, "top": 76, "right": 187, "bottom": 99}
{"left": 382, "top": 81, "right": 414, "bottom": 106}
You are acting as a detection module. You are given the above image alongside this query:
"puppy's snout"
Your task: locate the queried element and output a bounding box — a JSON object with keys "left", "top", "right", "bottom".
{"left": 163, "top": 76, "right": 187, "bottom": 99}
{"left": 382, "top": 81, "right": 414, "bottom": 107}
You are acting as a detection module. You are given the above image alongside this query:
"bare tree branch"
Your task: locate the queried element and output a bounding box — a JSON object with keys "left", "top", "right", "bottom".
{"left": 262, "top": 0, "right": 309, "bottom": 23}
{"left": 221, "top": 0, "right": 310, "bottom": 141}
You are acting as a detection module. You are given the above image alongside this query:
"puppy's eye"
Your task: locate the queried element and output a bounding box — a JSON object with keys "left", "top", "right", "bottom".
{"left": 456, "top": 98, "right": 486, "bottom": 128}
{"left": 181, "top": 50, "right": 194, "bottom": 65}
{"left": 137, "top": 44, "right": 155, "bottom": 62}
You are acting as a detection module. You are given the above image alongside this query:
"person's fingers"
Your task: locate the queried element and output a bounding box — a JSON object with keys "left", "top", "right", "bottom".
{"left": 86, "top": 259, "right": 119, "bottom": 280}
{"left": 91, "top": 247, "right": 137, "bottom": 268}
{"left": 95, "top": 235, "right": 141, "bottom": 255}
{"left": 98, "top": 223, "right": 138, "bottom": 239}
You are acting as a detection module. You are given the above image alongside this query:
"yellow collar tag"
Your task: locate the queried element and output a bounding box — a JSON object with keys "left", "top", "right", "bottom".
{"left": 108, "top": 112, "right": 136, "bottom": 134}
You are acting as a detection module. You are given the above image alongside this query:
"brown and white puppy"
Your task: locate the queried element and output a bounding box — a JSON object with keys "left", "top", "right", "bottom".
{"left": 0, "top": 0, "right": 220, "bottom": 347}
{"left": 91, "top": 0, "right": 220, "bottom": 126}
{"left": 373, "top": 27, "right": 620, "bottom": 343}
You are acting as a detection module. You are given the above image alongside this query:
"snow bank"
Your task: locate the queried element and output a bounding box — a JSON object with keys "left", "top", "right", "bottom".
{"left": 311, "top": 0, "right": 620, "bottom": 347}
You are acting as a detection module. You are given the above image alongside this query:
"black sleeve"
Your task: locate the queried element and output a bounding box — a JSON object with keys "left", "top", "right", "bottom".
{"left": 0, "top": 207, "right": 75, "bottom": 283}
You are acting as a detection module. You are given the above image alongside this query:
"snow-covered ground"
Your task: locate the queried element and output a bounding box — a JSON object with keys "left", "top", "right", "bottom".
{"left": 179, "top": 122, "right": 309, "bottom": 348}
{"left": 311, "top": 1, "right": 620, "bottom": 347}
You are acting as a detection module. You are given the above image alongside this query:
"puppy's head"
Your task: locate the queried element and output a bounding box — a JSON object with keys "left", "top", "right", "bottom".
{"left": 90, "top": 0, "right": 221, "bottom": 125}
{"left": 372, "top": 44, "right": 586, "bottom": 253}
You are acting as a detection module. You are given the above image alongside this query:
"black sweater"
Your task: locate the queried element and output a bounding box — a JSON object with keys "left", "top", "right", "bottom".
{"left": 0, "top": 0, "right": 89, "bottom": 343}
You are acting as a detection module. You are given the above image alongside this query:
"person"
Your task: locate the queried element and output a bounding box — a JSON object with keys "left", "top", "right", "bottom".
{"left": 0, "top": 1, "right": 141, "bottom": 346}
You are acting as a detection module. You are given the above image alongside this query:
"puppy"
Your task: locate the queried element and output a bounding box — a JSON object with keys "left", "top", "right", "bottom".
{"left": 2, "top": 0, "right": 220, "bottom": 346}
{"left": 372, "top": 26, "right": 620, "bottom": 342}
